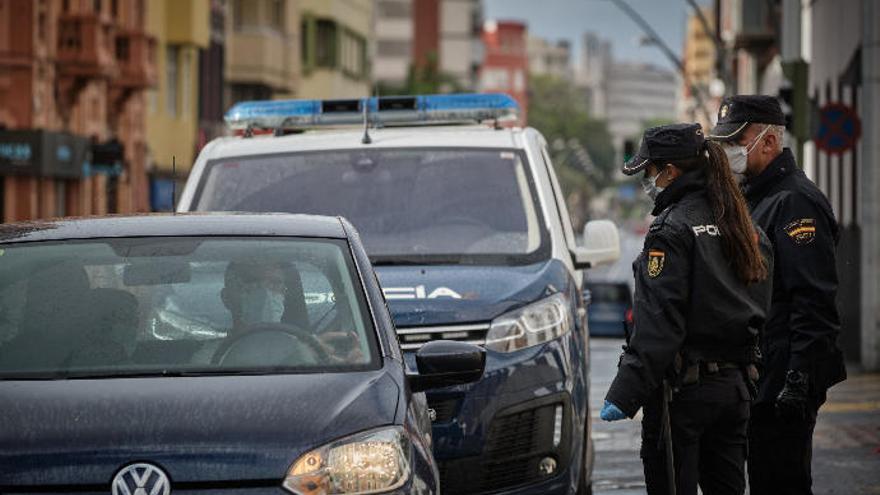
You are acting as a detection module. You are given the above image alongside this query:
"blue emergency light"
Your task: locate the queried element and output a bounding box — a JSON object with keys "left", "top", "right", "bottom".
{"left": 224, "top": 93, "right": 519, "bottom": 131}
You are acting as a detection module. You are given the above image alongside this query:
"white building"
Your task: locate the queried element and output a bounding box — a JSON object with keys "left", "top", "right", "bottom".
{"left": 527, "top": 36, "right": 573, "bottom": 81}
{"left": 576, "top": 32, "right": 612, "bottom": 118}
{"left": 605, "top": 62, "right": 679, "bottom": 150}
{"left": 374, "top": 0, "right": 413, "bottom": 88}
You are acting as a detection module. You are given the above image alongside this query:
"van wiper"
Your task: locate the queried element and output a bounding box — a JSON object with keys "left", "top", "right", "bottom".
{"left": 370, "top": 255, "right": 465, "bottom": 266}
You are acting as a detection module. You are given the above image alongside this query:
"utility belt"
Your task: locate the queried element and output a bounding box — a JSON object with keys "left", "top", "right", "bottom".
{"left": 671, "top": 345, "right": 761, "bottom": 397}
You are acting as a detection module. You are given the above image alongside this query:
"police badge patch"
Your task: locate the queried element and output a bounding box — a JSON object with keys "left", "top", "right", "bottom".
{"left": 647, "top": 250, "right": 665, "bottom": 278}
{"left": 784, "top": 218, "right": 816, "bottom": 245}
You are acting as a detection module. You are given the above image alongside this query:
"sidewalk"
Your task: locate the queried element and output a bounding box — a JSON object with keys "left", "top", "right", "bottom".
{"left": 812, "top": 370, "right": 880, "bottom": 494}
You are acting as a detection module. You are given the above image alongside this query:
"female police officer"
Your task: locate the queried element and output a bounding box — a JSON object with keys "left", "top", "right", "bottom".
{"left": 600, "top": 123, "right": 773, "bottom": 495}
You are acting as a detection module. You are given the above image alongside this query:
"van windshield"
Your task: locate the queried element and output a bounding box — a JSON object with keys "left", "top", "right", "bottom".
{"left": 193, "top": 148, "right": 550, "bottom": 265}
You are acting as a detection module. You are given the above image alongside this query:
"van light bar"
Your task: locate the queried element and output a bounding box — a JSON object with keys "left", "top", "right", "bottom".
{"left": 224, "top": 93, "right": 519, "bottom": 131}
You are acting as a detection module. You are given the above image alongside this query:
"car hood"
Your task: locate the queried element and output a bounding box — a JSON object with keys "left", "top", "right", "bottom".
{"left": 0, "top": 367, "right": 400, "bottom": 487}
{"left": 374, "top": 260, "right": 569, "bottom": 327}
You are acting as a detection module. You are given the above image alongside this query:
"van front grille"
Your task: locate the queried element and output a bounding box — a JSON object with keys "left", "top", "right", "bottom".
{"left": 395, "top": 323, "right": 490, "bottom": 350}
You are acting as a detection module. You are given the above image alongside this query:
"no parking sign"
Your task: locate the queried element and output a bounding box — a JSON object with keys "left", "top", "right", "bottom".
{"left": 814, "top": 103, "right": 861, "bottom": 155}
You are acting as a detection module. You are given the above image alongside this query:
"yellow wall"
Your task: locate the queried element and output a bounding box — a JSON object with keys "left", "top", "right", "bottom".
{"left": 226, "top": 0, "right": 300, "bottom": 94}
{"left": 298, "top": 0, "right": 372, "bottom": 99}
{"left": 146, "top": 0, "right": 210, "bottom": 174}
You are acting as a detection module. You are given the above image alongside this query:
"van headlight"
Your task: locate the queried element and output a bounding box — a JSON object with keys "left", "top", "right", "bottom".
{"left": 282, "top": 426, "right": 411, "bottom": 495}
{"left": 485, "top": 293, "right": 573, "bottom": 353}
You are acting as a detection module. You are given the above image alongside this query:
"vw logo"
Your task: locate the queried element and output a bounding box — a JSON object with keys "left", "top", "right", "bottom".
{"left": 111, "top": 463, "right": 170, "bottom": 495}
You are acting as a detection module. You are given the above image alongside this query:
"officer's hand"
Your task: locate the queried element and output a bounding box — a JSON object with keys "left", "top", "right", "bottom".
{"left": 600, "top": 400, "right": 627, "bottom": 421}
{"left": 775, "top": 370, "right": 809, "bottom": 420}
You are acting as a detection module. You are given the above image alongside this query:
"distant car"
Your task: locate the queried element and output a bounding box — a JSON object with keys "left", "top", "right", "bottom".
{"left": 583, "top": 280, "right": 632, "bottom": 338}
{"left": 0, "top": 213, "right": 485, "bottom": 495}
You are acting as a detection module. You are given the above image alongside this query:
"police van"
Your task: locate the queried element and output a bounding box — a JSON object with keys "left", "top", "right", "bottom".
{"left": 178, "top": 94, "right": 621, "bottom": 495}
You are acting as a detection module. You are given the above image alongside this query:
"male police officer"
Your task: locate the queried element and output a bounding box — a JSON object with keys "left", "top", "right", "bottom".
{"left": 708, "top": 95, "right": 847, "bottom": 495}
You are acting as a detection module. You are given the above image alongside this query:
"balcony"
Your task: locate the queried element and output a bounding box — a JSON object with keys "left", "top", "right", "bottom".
{"left": 112, "top": 30, "right": 157, "bottom": 90}
{"left": 57, "top": 13, "right": 117, "bottom": 79}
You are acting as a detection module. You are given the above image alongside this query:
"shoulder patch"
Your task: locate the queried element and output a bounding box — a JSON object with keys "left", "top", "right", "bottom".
{"left": 784, "top": 218, "right": 816, "bottom": 245}
{"left": 647, "top": 250, "right": 665, "bottom": 278}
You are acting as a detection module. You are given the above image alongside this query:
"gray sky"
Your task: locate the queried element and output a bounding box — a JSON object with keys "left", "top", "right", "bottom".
{"left": 482, "top": 0, "right": 712, "bottom": 71}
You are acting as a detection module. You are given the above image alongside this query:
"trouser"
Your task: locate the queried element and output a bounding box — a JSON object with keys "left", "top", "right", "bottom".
{"left": 747, "top": 400, "right": 820, "bottom": 495}
{"left": 641, "top": 369, "right": 751, "bottom": 495}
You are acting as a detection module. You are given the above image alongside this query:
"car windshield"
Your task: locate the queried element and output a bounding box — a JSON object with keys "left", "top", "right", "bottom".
{"left": 193, "top": 148, "right": 549, "bottom": 265}
{"left": 0, "top": 237, "right": 378, "bottom": 379}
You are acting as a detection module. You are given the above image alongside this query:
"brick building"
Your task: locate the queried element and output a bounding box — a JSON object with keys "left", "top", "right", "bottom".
{"left": 479, "top": 20, "right": 528, "bottom": 124}
{"left": 0, "top": 0, "right": 155, "bottom": 222}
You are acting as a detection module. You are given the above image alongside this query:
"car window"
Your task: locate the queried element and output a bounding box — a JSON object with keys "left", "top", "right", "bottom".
{"left": 0, "top": 237, "right": 378, "bottom": 379}
{"left": 193, "top": 148, "right": 551, "bottom": 265}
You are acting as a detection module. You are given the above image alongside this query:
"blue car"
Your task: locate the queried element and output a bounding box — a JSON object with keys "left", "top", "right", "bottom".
{"left": 180, "top": 94, "right": 622, "bottom": 494}
{"left": 0, "top": 213, "right": 485, "bottom": 494}
{"left": 583, "top": 281, "right": 633, "bottom": 338}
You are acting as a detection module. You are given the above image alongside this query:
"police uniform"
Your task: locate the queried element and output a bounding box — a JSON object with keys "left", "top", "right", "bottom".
{"left": 709, "top": 96, "right": 846, "bottom": 495}
{"left": 606, "top": 124, "right": 774, "bottom": 495}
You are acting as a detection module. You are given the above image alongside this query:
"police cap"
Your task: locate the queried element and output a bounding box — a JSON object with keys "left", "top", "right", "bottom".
{"left": 708, "top": 95, "right": 785, "bottom": 141}
{"left": 622, "top": 123, "right": 705, "bottom": 176}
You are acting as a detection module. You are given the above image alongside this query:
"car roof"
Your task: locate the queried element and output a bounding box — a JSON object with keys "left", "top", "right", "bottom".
{"left": 0, "top": 213, "right": 347, "bottom": 244}
{"left": 200, "top": 124, "right": 533, "bottom": 160}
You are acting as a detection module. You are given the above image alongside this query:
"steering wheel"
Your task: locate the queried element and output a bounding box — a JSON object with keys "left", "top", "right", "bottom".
{"left": 215, "top": 322, "right": 330, "bottom": 366}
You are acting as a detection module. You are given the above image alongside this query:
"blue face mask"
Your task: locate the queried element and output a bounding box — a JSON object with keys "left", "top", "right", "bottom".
{"left": 240, "top": 287, "right": 285, "bottom": 325}
{"left": 641, "top": 173, "right": 665, "bottom": 201}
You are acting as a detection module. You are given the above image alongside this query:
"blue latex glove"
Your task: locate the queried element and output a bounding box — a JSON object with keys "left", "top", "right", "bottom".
{"left": 600, "top": 400, "right": 626, "bottom": 421}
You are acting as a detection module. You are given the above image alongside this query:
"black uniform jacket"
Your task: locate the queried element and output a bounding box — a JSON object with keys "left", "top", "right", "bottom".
{"left": 743, "top": 148, "right": 846, "bottom": 404}
{"left": 606, "top": 170, "right": 774, "bottom": 418}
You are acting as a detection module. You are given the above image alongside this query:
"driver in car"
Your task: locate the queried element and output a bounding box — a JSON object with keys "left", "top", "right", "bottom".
{"left": 196, "top": 261, "right": 363, "bottom": 365}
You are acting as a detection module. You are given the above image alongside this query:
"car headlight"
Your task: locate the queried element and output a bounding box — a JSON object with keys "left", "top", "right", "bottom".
{"left": 485, "top": 293, "right": 573, "bottom": 353}
{"left": 282, "top": 426, "right": 411, "bottom": 495}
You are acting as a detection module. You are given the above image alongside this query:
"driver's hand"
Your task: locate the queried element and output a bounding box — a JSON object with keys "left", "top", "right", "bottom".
{"left": 318, "top": 331, "right": 365, "bottom": 363}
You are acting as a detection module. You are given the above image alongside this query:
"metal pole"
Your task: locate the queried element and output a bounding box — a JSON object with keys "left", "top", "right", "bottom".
{"left": 606, "top": 0, "right": 714, "bottom": 124}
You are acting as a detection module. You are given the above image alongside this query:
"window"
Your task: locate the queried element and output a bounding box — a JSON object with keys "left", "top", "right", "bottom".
{"left": 166, "top": 46, "right": 179, "bottom": 117}
{"left": 0, "top": 237, "right": 378, "bottom": 377}
{"left": 339, "top": 30, "right": 366, "bottom": 77}
{"left": 315, "top": 20, "right": 337, "bottom": 68}
{"left": 270, "top": 0, "right": 284, "bottom": 31}
{"left": 181, "top": 50, "right": 192, "bottom": 116}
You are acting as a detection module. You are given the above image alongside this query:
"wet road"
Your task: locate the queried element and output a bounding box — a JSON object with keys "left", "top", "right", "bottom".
{"left": 589, "top": 337, "right": 880, "bottom": 494}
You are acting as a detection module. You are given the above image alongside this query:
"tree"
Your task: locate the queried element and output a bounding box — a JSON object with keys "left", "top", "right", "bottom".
{"left": 527, "top": 74, "right": 617, "bottom": 227}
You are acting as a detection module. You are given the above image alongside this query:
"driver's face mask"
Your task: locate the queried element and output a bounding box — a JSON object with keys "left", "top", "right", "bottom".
{"left": 239, "top": 286, "right": 285, "bottom": 325}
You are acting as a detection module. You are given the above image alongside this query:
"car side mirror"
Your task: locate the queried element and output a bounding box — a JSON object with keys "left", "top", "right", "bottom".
{"left": 408, "top": 340, "right": 486, "bottom": 393}
{"left": 571, "top": 219, "right": 621, "bottom": 269}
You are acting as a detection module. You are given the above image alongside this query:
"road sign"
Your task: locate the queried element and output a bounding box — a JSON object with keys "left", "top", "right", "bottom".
{"left": 815, "top": 102, "right": 861, "bottom": 155}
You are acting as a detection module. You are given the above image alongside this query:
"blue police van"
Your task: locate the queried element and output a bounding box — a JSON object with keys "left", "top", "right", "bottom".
{"left": 179, "top": 94, "right": 622, "bottom": 494}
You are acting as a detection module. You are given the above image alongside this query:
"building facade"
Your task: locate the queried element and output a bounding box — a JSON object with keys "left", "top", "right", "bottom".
{"left": 479, "top": 20, "right": 528, "bottom": 124}
{"left": 527, "top": 36, "right": 572, "bottom": 81}
{"left": 298, "top": 0, "right": 372, "bottom": 99}
{"left": 0, "top": 0, "right": 156, "bottom": 222}
{"left": 226, "top": 0, "right": 300, "bottom": 103}
{"left": 605, "top": 62, "right": 678, "bottom": 150}
{"left": 374, "top": 0, "right": 413, "bottom": 88}
{"left": 576, "top": 32, "right": 611, "bottom": 118}
{"left": 681, "top": 7, "right": 720, "bottom": 129}
{"left": 145, "top": 0, "right": 211, "bottom": 210}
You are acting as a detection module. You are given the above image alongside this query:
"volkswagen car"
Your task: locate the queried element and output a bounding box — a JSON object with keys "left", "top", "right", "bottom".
{"left": 0, "top": 213, "right": 485, "bottom": 494}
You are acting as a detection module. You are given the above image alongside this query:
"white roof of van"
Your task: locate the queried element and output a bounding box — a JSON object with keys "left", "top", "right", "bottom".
{"left": 199, "top": 125, "right": 536, "bottom": 161}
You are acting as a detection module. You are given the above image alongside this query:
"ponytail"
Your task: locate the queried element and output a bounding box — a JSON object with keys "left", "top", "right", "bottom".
{"left": 703, "top": 141, "right": 769, "bottom": 284}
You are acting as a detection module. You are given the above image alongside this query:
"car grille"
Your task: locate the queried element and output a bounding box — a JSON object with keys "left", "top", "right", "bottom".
{"left": 437, "top": 402, "right": 567, "bottom": 494}
{"left": 395, "top": 323, "right": 490, "bottom": 351}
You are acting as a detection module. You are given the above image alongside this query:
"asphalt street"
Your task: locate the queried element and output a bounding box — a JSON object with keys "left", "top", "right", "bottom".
{"left": 589, "top": 337, "right": 880, "bottom": 494}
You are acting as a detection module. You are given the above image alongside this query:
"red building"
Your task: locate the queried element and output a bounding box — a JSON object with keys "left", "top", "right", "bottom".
{"left": 0, "top": 0, "right": 155, "bottom": 222}
{"left": 479, "top": 20, "right": 528, "bottom": 124}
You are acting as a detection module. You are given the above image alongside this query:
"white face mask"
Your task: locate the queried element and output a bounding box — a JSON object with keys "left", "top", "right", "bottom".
{"left": 641, "top": 173, "right": 665, "bottom": 201}
{"left": 240, "top": 287, "right": 285, "bottom": 325}
{"left": 722, "top": 125, "right": 771, "bottom": 176}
